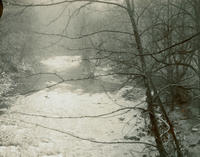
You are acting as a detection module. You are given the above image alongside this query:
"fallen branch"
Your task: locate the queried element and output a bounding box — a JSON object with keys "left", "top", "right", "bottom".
{"left": 10, "top": 118, "right": 157, "bottom": 148}
{"left": 11, "top": 105, "right": 144, "bottom": 119}
{"left": 18, "top": 72, "right": 143, "bottom": 96}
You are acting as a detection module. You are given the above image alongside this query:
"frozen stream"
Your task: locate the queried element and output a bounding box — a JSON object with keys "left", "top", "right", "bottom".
{"left": 0, "top": 1, "right": 152, "bottom": 157}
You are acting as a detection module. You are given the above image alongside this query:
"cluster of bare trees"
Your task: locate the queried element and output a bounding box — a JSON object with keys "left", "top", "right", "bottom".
{"left": 7, "top": 0, "right": 200, "bottom": 156}
{"left": 62, "top": 0, "right": 200, "bottom": 156}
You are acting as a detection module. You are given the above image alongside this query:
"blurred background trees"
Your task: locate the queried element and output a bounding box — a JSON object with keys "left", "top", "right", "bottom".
{"left": 62, "top": 0, "right": 200, "bottom": 156}
{"left": 0, "top": 0, "right": 199, "bottom": 156}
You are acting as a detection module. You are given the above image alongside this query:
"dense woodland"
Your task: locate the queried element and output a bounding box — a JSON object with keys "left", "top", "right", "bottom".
{"left": 0, "top": 0, "right": 200, "bottom": 157}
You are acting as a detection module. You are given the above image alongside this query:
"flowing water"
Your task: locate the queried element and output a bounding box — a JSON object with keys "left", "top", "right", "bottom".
{"left": 0, "top": 1, "right": 151, "bottom": 157}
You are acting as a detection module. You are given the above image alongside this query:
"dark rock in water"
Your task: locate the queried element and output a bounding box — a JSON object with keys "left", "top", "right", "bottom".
{"left": 24, "top": 69, "right": 32, "bottom": 74}
{"left": 3, "top": 64, "right": 18, "bottom": 73}
{"left": 0, "top": 103, "right": 10, "bottom": 109}
{"left": 118, "top": 117, "right": 125, "bottom": 121}
{"left": 124, "top": 135, "right": 140, "bottom": 141}
{"left": 138, "top": 132, "right": 146, "bottom": 137}
{"left": 9, "top": 65, "right": 18, "bottom": 72}
{"left": 189, "top": 144, "right": 197, "bottom": 148}
{"left": 44, "top": 95, "right": 49, "bottom": 99}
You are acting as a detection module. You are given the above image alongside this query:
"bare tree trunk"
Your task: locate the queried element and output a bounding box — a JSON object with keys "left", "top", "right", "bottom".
{"left": 125, "top": 1, "right": 167, "bottom": 156}
{"left": 193, "top": 0, "right": 200, "bottom": 114}
{"left": 150, "top": 80, "right": 183, "bottom": 157}
{"left": 146, "top": 86, "right": 168, "bottom": 157}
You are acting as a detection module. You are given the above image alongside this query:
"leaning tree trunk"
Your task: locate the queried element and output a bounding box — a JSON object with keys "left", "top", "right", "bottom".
{"left": 125, "top": 0, "right": 167, "bottom": 156}
{"left": 193, "top": 0, "right": 200, "bottom": 114}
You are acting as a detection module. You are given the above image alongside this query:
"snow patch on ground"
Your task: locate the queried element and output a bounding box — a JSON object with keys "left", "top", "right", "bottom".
{"left": 0, "top": 83, "right": 153, "bottom": 157}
